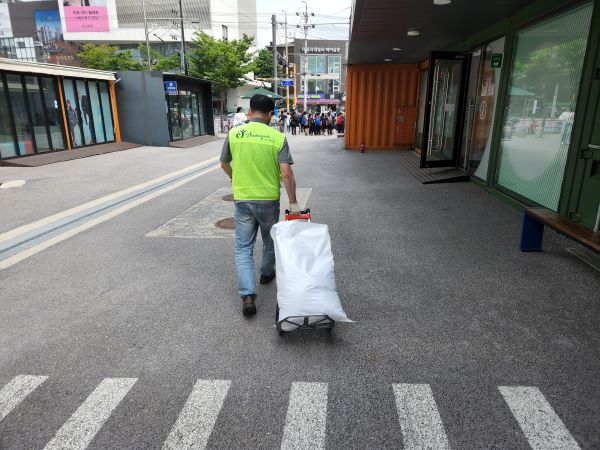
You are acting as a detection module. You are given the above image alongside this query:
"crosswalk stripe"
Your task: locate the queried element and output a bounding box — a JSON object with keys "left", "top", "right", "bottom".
{"left": 43, "top": 377, "right": 137, "bottom": 450}
{"left": 281, "top": 382, "right": 328, "bottom": 450}
{"left": 0, "top": 375, "right": 48, "bottom": 423}
{"left": 162, "top": 379, "right": 231, "bottom": 450}
{"left": 499, "top": 386, "right": 581, "bottom": 450}
{"left": 392, "top": 383, "right": 450, "bottom": 450}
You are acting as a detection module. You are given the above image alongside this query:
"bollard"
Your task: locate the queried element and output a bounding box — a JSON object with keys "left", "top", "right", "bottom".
{"left": 360, "top": 140, "right": 365, "bottom": 153}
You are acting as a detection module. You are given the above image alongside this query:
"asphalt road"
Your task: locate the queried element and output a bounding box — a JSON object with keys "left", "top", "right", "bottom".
{"left": 0, "top": 134, "right": 599, "bottom": 449}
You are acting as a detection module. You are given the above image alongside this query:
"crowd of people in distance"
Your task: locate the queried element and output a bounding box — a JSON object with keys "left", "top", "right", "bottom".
{"left": 231, "top": 106, "right": 345, "bottom": 136}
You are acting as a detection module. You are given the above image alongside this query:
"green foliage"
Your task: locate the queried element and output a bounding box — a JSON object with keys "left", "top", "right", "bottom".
{"left": 187, "top": 32, "right": 256, "bottom": 90}
{"left": 78, "top": 44, "right": 143, "bottom": 71}
{"left": 254, "top": 47, "right": 282, "bottom": 79}
{"left": 137, "top": 44, "right": 182, "bottom": 72}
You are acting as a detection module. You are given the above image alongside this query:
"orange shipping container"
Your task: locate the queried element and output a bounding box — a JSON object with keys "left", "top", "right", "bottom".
{"left": 345, "top": 64, "right": 419, "bottom": 150}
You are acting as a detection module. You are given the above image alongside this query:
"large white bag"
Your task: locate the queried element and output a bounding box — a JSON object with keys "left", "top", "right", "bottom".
{"left": 271, "top": 220, "right": 351, "bottom": 329}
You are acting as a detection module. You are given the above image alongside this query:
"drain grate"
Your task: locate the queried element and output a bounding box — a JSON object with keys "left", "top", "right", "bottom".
{"left": 215, "top": 217, "right": 236, "bottom": 230}
{"left": 221, "top": 194, "right": 234, "bottom": 202}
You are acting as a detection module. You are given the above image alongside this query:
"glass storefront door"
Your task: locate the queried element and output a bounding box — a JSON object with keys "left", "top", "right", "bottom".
{"left": 191, "top": 94, "right": 200, "bottom": 136}
{"left": 181, "top": 91, "right": 194, "bottom": 139}
{"left": 459, "top": 48, "right": 482, "bottom": 170}
{"left": 495, "top": 2, "right": 594, "bottom": 210}
{"left": 468, "top": 37, "right": 506, "bottom": 180}
{"left": 168, "top": 94, "right": 182, "bottom": 141}
{"left": 197, "top": 92, "right": 206, "bottom": 135}
{"left": 421, "top": 52, "right": 469, "bottom": 168}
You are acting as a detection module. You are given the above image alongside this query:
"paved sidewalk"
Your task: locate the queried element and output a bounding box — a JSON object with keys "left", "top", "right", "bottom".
{"left": 0, "top": 140, "right": 223, "bottom": 234}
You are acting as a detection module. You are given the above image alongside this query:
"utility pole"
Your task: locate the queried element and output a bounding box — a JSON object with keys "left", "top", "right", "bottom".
{"left": 282, "top": 10, "right": 289, "bottom": 111}
{"left": 271, "top": 14, "right": 278, "bottom": 97}
{"left": 143, "top": 0, "right": 151, "bottom": 69}
{"left": 179, "top": 0, "right": 186, "bottom": 75}
{"left": 298, "top": 1, "right": 311, "bottom": 112}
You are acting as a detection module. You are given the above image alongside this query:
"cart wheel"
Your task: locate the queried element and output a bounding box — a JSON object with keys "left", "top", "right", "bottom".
{"left": 275, "top": 306, "right": 279, "bottom": 322}
{"left": 326, "top": 327, "right": 334, "bottom": 335}
{"left": 278, "top": 330, "right": 285, "bottom": 336}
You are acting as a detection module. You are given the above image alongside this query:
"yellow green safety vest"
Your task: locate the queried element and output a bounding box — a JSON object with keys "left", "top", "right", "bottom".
{"left": 228, "top": 121, "right": 285, "bottom": 201}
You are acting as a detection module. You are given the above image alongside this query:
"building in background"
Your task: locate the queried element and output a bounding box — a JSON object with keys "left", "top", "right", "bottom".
{"left": 294, "top": 39, "right": 347, "bottom": 112}
{"left": 0, "top": 1, "right": 77, "bottom": 65}
{"left": 268, "top": 38, "right": 348, "bottom": 112}
{"left": 0, "top": 0, "right": 257, "bottom": 65}
{"left": 58, "top": 0, "right": 256, "bottom": 59}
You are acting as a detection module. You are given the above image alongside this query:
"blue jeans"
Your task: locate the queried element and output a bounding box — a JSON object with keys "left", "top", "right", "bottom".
{"left": 234, "top": 201, "right": 280, "bottom": 298}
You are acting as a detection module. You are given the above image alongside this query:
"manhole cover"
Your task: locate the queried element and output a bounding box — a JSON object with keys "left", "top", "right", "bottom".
{"left": 221, "top": 194, "right": 234, "bottom": 202}
{"left": 215, "top": 217, "right": 236, "bottom": 230}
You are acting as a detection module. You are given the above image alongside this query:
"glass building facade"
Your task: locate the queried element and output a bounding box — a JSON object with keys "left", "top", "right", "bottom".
{"left": 0, "top": 65, "right": 117, "bottom": 160}
{"left": 406, "top": 0, "right": 600, "bottom": 229}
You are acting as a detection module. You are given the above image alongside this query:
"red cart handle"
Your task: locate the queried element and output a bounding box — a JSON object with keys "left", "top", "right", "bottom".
{"left": 285, "top": 208, "right": 311, "bottom": 222}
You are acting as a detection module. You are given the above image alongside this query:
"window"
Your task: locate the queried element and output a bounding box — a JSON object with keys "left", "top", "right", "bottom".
{"left": 328, "top": 80, "right": 339, "bottom": 93}
{"left": 87, "top": 81, "right": 106, "bottom": 144}
{"left": 24, "top": 76, "right": 51, "bottom": 153}
{"left": 6, "top": 74, "right": 33, "bottom": 155}
{"left": 307, "top": 79, "right": 325, "bottom": 93}
{"left": 0, "top": 77, "right": 16, "bottom": 158}
{"left": 62, "top": 79, "right": 82, "bottom": 147}
{"left": 40, "top": 77, "right": 65, "bottom": 150}
{"left": 327, "top": 56, "right": 340, "bottom": 74}
{"left": 307, "top": 55, "right": 326, "bottom": 74}
{"left": 496, "top": 2, "right": 593, "bottom": 210}
{"left": 76, "top": 79, "right": 93, "bottom": 145}
{"left": 98, "top": 82, "right": 115, "bottom": 142}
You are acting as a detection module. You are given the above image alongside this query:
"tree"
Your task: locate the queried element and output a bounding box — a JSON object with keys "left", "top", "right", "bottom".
{"left": 137, "top": 44, "right": 182, "bottom": 72}
{"left": 78, "top": 44, "right": 143, "bottom": 71}
{"left": 187, "top": 32, "right": 256, "bottom": 131}
{"left": 254, "top": 47, "right": 283, "bottom": 79}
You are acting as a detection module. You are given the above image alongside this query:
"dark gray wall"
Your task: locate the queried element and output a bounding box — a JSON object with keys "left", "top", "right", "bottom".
{"left": 115, "top": 71, "right": 171, "bottom": 147}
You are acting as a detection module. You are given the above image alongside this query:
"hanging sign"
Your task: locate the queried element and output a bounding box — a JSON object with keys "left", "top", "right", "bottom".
{"left": 491, "top": 53, "right": 503, "bottom": 69}
{"left": 165, "top": 81, "right": 178, "bottom": 95}
{"left": 280, "top": 79, "right": 294, "bottom": 86}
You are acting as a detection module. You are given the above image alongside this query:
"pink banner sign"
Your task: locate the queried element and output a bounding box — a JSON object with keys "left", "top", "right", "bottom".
{"left": 64, "top": 6, "right": 109, "bottom": 32}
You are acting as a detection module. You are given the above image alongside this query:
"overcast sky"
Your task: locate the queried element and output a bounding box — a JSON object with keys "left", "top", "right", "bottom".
{"left": 253, "top": 0, "right": 351, "bottom": 48}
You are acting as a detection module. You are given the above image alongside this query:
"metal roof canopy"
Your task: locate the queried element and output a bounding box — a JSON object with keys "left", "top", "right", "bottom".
{"left": 349, "top": 0, "right": 537, "bottom": 65}
{"left": 0, "top": 58, "right": 115, "bottom": 81}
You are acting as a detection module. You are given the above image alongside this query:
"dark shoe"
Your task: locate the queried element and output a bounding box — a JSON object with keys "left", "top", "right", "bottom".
{"left": 259, "top": 271, "right": 276, "bottom": 285}
{"left": 242, "top": 295, "right": 257, "bottom": 316}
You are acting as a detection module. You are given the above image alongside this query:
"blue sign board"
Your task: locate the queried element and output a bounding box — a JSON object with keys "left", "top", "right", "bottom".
{"left": 165, "top": 81, "right": 178, "bottom": 95}
{"left": 280, "top": 79, "right": 294, "bottom": 87}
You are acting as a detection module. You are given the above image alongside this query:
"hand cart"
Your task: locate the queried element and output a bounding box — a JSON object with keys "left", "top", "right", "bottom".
{"left": 275, "top": 208, "right": 336, "bottom": 336}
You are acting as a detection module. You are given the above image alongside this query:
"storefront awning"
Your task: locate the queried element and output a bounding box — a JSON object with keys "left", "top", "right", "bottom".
{"left": 0, "top": 58, "right": 115, "bottom": 81}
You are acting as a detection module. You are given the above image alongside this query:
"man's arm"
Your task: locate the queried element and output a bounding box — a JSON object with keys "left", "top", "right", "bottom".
{"left": 221, "top": 162, "right": 232, "bottom": 180}
{"left": 280, "top": 163, "right": 299, "bottom": 213}
{"left": 220, "top": 135, "right": 232, "bottom": 180}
